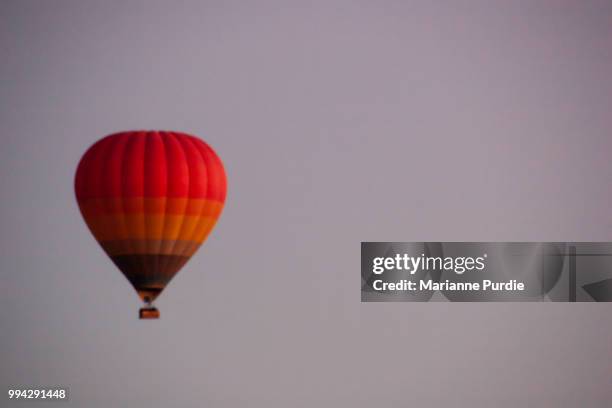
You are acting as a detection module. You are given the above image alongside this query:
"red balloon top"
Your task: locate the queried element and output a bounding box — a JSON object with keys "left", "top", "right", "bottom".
{"left": 75, "top": 130, "right": 226, "bottom": 202}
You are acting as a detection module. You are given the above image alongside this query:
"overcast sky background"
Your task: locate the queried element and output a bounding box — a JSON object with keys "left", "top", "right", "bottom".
{"left": 1, "top": 1, "right": 612, "bottom": 407}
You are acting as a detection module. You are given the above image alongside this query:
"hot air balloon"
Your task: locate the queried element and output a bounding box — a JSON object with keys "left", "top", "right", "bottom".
{"left": 74, "top": 131, "right": 226, "bottom": 319}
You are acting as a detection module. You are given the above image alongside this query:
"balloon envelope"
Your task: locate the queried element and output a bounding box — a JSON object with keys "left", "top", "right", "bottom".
{"left": 75, "top": 131, "right": 226, "bottom": 308}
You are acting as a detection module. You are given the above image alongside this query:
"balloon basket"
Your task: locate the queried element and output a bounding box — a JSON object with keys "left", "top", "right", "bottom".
{"left": 139, "top": 307, "right": 160, "bottom": 319}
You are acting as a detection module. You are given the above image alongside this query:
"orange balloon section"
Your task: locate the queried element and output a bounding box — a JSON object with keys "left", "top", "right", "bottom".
{"left": 75, "top": 131, "right": 226, "bottom": 318}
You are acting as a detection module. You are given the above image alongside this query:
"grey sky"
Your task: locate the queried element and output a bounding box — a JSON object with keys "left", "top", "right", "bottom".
{"left": 1, "top": 1, "right": 612, "bottom": 407}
